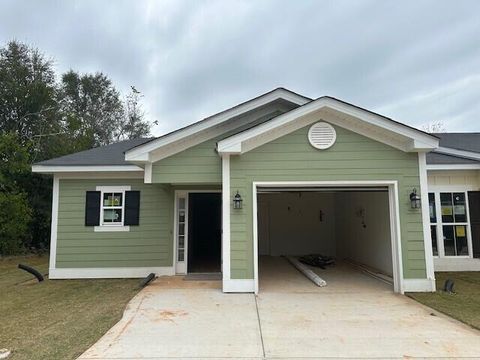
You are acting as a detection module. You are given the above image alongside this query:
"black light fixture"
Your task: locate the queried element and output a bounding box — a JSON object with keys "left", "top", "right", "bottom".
{"left": 410, "top": 188, "right": 421, "bottom": 209}
{"left": 233, "top": 191, "right": 243, "bottom": 209}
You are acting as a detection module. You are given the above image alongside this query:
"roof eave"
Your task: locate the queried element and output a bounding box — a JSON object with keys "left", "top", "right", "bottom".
{"left": 32, "top": 165, "right": 144, "bottom": 174}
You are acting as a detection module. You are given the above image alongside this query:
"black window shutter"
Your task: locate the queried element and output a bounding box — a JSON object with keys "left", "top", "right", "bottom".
{"left": 124, "top": 191, "right": 140, "bottom": 226}
{"left": 468, "top": 191, "right": 480, "bottom": 258}
{"left": 85, "top": 191, "right": 101, "bottom": 226}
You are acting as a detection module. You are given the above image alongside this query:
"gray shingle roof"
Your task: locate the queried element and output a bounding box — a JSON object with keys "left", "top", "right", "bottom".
{"left": 433, "top": 133, "right": 480, "bottom": 153}
{"left": 426, "top": 152, "right": 479, "bottom": 165}
{"left": 36, "top": 138, "right": 153, "bottom": 166}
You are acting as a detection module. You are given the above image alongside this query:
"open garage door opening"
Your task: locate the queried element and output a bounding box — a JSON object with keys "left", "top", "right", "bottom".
{"left": 254, "top": 184, "right": 402, "bottom": 293}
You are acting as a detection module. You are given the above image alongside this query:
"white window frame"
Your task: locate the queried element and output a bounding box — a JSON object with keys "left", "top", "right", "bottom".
{"left": 94, "top": 185, "right": 131, "bottom": 232}
{"left": 428, "top": 188, "right": 473, "bottom": 259}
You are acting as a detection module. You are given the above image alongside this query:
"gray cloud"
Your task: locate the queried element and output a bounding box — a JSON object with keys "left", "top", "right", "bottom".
{"left": 1, "top": 0, "right": 479, "bottom": 135}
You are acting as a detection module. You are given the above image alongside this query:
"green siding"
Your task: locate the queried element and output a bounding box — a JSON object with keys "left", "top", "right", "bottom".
{"left": 151, "top": 100, "right": 298, "bottom": 184}
{"left": 152, "top": 138, "right": 221, "bottom": 184}
{"left": 56, "top": 179, "right": 173, "bottom": 268}
{"left": 230, "top": 123, "right": 426, "bottom": 280}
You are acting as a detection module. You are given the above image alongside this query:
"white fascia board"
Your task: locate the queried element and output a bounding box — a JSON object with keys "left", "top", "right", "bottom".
{"left": 125, "top": 89, "right": 311, "bottom": 161}
{"left": 217, "top": 97, "right": 439, "bottom": 154}
{"left": 427, "top": 164, "right": 480, "bottom": 170}
{"left": 434, "top": 147, "right": 480, "bottom": 161}
{"left": 32, "top": 165, "right": 144, "bottom": 173}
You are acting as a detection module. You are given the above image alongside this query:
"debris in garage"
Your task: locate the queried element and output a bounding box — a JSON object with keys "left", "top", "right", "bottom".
{"left": 286, "top": 256, "right": 327, "bottom": 287}
{"left": 298, "top": 254, "right": 335, "bottom": 269}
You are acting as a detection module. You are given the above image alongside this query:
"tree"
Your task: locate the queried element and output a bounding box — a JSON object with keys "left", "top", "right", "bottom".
{"left": 0, "top": 40, "right": 153, "bottom": 254}
{"left": 422, "top": 121, "right": 446, "bottom": 133}
{"left": 115, "top": 86, "right": 151, "bottom": 141}
{"left": 0, "top": 133, "right": 32, "bottom": 254}
{"left": 58, "top": 71, "right": 150, "bottom": 151}
{"left": 0, "top": 40, "right": 59, "bottom": 161}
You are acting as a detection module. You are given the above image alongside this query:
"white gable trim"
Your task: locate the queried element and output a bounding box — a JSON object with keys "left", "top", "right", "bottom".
{"left": 217, "top": 97, "right": 439, "bottom": 154}
{"left": 125, "top": 88, "right": 310, "bottom": 162}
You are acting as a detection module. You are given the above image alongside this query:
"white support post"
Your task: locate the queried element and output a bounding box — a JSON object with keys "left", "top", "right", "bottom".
{"left": 418, "top": 152, "right": 436, "bottom": 289}
{"left": 49, "top": 175, "right": 59, "bottom": 272}
{"left": 222, "top": 154, "right": 231, "bottom": 288}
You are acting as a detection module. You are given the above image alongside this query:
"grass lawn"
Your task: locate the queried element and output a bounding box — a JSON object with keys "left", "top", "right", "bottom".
{"left": 408, "top": 272, "right": 480, "bottom": 330}
{"left": 0, "top": 255, "right": 140, "bottom": 360}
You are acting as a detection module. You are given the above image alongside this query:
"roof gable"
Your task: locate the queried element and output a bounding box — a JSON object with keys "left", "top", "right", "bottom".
{"left": 217, "top": 96, "right": 439, "bottom": 154}
{"left": 125, "top": 88, "right": 311, "bottom": 162}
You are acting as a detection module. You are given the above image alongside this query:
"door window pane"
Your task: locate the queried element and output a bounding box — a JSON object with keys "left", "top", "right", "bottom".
{"left": 441, "top": 193, "right": 454, "bottom": 223}
{"left": 429, "top": 193, "right": 436, "bottom": 223}
{"left": 443, "top": 225, "right": 455, "bottom": 256}
{"left": 431, "top": 225, "right": 438, "bottom": 256}
{"left": 453, "top": 193, "right": 466, "bottom": 222}
{"left": 178, "top": 249, "right": 184, "bottom": 262}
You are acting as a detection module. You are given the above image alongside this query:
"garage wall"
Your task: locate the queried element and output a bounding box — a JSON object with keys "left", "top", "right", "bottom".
{"left": 335, "top": 191, "right": 392, "bottom": 276}
{"left": 230, "top": 122, "right": 425, "bottom": 280}
{"left": 257, "top": 192, "right": 336, "bottom": 256}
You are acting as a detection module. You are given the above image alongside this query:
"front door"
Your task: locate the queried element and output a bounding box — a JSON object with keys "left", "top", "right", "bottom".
{"left": 188, "top": 193, "right": 222, "bottom": 273}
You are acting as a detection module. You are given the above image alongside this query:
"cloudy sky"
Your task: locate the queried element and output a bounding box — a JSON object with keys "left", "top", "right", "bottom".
{"left": 1, "top": 0, "right": 479, "bottom": 135}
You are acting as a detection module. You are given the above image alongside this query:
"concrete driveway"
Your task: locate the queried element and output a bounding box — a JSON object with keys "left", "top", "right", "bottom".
{"left": 80, "top": 258, "right": 480, "bottom": 359}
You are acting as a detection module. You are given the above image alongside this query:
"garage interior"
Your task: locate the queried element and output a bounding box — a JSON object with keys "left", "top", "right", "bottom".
{"left": 257, "top": 187, "right": 394, "bottom": 291}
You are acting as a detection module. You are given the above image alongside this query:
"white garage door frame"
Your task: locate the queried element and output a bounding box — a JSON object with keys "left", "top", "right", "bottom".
{"left": 252, "top": 180, "right": 404, "bottom": 294}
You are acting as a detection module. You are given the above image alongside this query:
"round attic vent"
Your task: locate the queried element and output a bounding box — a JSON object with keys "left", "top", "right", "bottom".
{"left": 308, "top": 122, "right": 336, "bottom": 150}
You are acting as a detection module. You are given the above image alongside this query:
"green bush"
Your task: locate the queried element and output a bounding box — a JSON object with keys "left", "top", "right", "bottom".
{"left": 0, "top": 192, "right": 32, "bottom": 255}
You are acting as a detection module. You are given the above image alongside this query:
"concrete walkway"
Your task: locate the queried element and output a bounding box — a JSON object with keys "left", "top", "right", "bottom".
{"left": 80, "top": 258, "right": 480, "bottom": 359}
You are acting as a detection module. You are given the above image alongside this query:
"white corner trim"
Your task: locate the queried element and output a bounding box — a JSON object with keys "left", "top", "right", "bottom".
{"left": 144, "top": 162, "right": 152, "bottom": 183}
{"left": 434, "top": 147, "right": 480, "bottom": 161}
{"left": 418, "top": 153, "right": 435, "bottom": 281}
{"left": 389, "top": 181, "right": 404, "bottom": 294}
{"left": 96, "top": 185, "right": 131, "bottom": 192}
{"left": 217, "top": 97, "right": 439, "bottom": 154}
{"left": 94, "top": 225, "right": 130, "bottom": 232}
{"left": 427, "top": 164, "right": 480, "bottom": 170}
{"left": 49, "top": 175, "right": 59, "bottom": 271}
{"left": 125, "top": 88, "right": 311, "bottom": 161}
{"left": 222, "top": 155, "right": 231, "bottom": 283}
{"left": 222, "top": 279, "right": 255, "bottom": 293}
{"left": 49, "top": 267, "right": 175, "bottom": 279}
{"left": 32, "top": 165, "right": 144, "bottom": 173}
{"left": 403, "top": 278, "right": 436, "bottom": 292}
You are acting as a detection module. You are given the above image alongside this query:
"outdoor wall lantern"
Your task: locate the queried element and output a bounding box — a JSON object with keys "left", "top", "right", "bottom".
{"left": 233, "top": 191, "right": 243, "bottom": 209}
{"left": 410, "top": 188, "right": 421, "bottom": 209}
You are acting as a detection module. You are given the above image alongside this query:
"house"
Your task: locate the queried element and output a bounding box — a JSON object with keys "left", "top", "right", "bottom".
{"left": 32, "top": 88, "right": 480, "bottom": 294}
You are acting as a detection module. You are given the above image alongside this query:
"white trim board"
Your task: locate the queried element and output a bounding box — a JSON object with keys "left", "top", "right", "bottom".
{"left": 217, "top": 97, "right": 439, "bottom": 154}
{"left": 222, "top": 279, "right": 255, "bottom": 293}
{"left": 403, "top": 279, "right": 435, "bottom": 292}
{"left": 49, "top": 267, "right": 175, "bottom": 279}
{"left": 32, "top": 165, "right": 143, "bottom": 173}
{"left": 222, "top": 155, "right": 231, "bottom": 285}
{"left": 49, "top": 175, "right": 59, "bottom": 271}
{"left": 125, "top": 88, "right": 311, "bottom": 162}
{"left": 427, "top": 164, "right": 480, "bottom": 170}
{"left": 249, "top": 180, "right": 407, "bottom": 294}
{"left": 418, "top": 152, "right": 435, "bottom": 282}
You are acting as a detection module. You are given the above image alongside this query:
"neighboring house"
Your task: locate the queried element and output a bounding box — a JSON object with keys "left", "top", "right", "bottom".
{"left": 32, "top": 88, "right": 480, "bottom": 294}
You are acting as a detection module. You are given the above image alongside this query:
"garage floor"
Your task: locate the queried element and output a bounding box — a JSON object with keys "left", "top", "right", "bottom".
{"left": 80, "top": 257, "right": 480, "bottom": 359}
